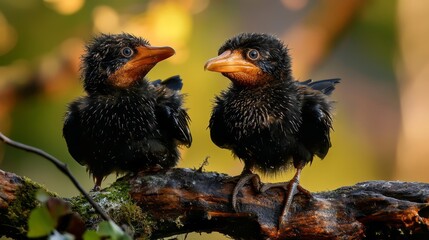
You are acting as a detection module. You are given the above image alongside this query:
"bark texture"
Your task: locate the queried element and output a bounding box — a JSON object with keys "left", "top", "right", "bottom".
{"left": 1, "top": 168, "right": 429, "bottom": 239}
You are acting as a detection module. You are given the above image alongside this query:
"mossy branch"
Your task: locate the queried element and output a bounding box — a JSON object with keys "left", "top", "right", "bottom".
{"left": 0, "top": 132, "right": 111, "bottom": 222}
{"left": 1, "top": 168, "right": 429, "bottom": 239}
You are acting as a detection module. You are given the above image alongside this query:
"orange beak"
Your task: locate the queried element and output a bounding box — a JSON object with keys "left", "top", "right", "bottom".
{"left": 131, "top": 45, "right": 175, "bottom": 65}
{"left": 109, "top": 45, "right": 175, "bottom": 88}
{"left": 204, "top": 50, "right": 257, "bottom": 73}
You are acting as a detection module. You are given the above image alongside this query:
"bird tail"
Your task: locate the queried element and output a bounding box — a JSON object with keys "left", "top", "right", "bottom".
{"left": 300, "top": 78, "right": 340, "bottom": 95}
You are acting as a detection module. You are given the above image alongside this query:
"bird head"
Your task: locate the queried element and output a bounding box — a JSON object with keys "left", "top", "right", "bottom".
{"left": 204, "top": 33, "right": 292, "bottom": 86}
{"left": 81, "top": 33, "right": 175, "bottom": 94}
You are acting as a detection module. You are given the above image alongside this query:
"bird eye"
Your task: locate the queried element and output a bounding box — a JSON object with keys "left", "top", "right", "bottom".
{"left": 120, "top": 47, "right": 134, "bottom": 57}
{"left": 247, "top": 49, "right": 260, "bottom": 60}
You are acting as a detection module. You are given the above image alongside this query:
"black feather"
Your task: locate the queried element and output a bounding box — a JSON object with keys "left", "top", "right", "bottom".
{"left": 63, "top": 34, "right": 191, "bottom": 189}
{"left": 208, "top": 33, "right": 339, "bottom": 174}
{"left": 151, "top": 75, "right": 183, "bottom": 91}
{"left": 300, "top": 78, "right": 341, "bottom": 95}
{"left": 154, "top": 78, "right": 192, "bottom": 147}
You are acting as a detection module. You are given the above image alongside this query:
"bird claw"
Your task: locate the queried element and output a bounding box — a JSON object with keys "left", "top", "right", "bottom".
{"left": 260, "top": 181, "right": 289, "bottom": 193}
{"left": 229, "top": 173, "right": 261, "bottom": 212}
{"left": 222, "top": 175, "right": 242, "bottom": 183}
{"left": 296, "top": 185, "right": 312, "bottom": 197}
{"left": 260, "top": 181, "right": 311, "bottom": 198}
{"left": 259, "top": 168, "right": 312, "bottom": 230}
{"left": 91, "top": 185, "right": 101, "bottom": 192}
{"left": 146, "top": 164, "right": 164, "bottom": 172}
{"left": 91, "top": 177, "right": 103, "bottom": 192}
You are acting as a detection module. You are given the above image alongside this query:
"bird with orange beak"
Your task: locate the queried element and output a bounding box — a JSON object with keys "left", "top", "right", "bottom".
{"left": 205, "top": 33, "right": 339, "bottom": 227}
{"left": 63, "top": 33, "right": 192, "bottom": 190}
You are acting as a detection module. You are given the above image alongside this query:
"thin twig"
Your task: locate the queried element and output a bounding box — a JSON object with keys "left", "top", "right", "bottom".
{"left": 196, "top": 156, "right": 210, "bottom": 172}
{"left": 0, "top": 132, "right": 111, "bottom": 221}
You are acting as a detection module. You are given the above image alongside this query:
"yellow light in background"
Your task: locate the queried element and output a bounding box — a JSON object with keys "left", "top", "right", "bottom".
{"left": 59, "top": 38, "right": 85, "bottom": 74}
{"left": 0, "top": 60, "right": 31, "bottom": 89}
{"left": 150, "top": 2, "right": 191, "bottom": 45}
{"left": 181, "top": 0, "right": 210, "bottom": 14}
{"left": 44, "top": 0, "right": 85, "bottom": 15}
{"left": 0, "top": 12, "right": 17, "bottom": 55}
{"left": 93, "top": 5, "right": 120, "bottom": 33}
{"left": 124, "top": 0, "right": 193, "bottom": 64}
{"left": 39, "top": 52, "right": 63, "bottom": 83}
{"left": 281, "top": 0, "right": 308, "bottom": 11}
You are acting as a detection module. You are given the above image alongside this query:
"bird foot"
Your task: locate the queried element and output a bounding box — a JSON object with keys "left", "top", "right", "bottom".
{"left": 227, "top": 173, "right": 261, "bottom": 212}
{"left": 91, "top": 176, "right": 103, "bottom": 192}
{"left": 138, "top": 164, "right": 165, "bottom": 174}
{"left": 261, "top": 178, "right": 312, "bottom": 230}
{"left": 91, "top": 185, "right": 101, "bottom": 192}
{"left": 260, "top": 181, "right": 311, "bottom": 197}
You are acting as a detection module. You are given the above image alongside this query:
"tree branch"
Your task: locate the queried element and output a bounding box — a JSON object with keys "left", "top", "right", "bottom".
{"left": 1, "top": 168, "right": 429, "bottom": 239}
{"left": 0, "top": 132, "right": 111, "bottom": 222}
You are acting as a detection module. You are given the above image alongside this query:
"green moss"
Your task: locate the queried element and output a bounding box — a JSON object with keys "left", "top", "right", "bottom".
{"left": 69, "top": 194, "right": 96, "bottom": 223}
{"left": 100, "top": 179, "right": 132, "bottom": 202}
{"left": 70, "top": 179, "right": 130, "bottom": 219}
{"left": 111, "top": 203, "right": 154, "bottom": 239}
{"left": 69, "top": 178, "right": 156, "bottom": 238}
{"left": 1, "top": 177, "right": 55, "bottom": 237}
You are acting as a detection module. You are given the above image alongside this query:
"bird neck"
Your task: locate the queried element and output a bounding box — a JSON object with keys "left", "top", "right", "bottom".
{"left": 84, "top": 77, "right": 149, "bottom": 96}
{"left": 230, "top": 74, "right": 291, "bottom": 90}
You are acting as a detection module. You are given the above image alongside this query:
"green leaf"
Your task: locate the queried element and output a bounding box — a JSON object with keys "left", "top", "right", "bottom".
{"left": 83, "top": 230, "right": 100, "bottom": 240}
{"left": 27, "top": 206, "right": 56, "bottom": 238}
{"left": 97, "top": 221, "right": 132, "bottom": 240}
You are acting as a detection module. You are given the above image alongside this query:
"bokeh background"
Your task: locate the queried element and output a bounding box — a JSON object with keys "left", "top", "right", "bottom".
{"left": 1, "top": 0, "right": 428, "bottom": 239}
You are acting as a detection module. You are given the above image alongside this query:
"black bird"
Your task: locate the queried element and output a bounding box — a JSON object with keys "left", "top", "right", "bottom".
{"left": 204, "top": 33, "right": 339, "bottom": 227}
{"left": 63, "top": 33, "right": 192, "bottom": 190}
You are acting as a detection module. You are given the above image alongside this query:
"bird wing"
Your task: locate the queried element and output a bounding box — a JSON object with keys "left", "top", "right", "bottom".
{"left": 300, "top": 78, "right": 340, "bottom": 96}
{"left": 62, "top": 101, "right": 88, "bottom": 166}
{"left": 154, "top": 76, "right": 192, "bottom": 147}
{"left": 209, "top": 97, "right": 233, "bottom": 149}
{"left": 297, "top": 86, "right": 336, "bottom": 160}
{"left": 151, "top": 75, "right": 183, "bottom": 91}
